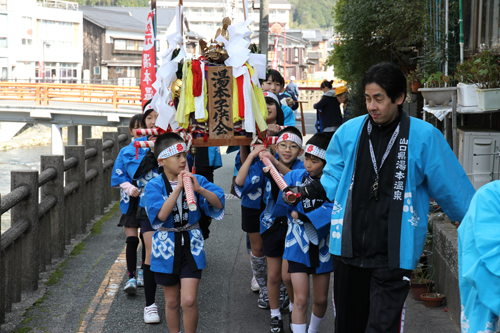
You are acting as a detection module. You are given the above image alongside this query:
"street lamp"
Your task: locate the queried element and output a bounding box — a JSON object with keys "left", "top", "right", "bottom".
{"left": 42, "top": 41, "right": 50, "bottom": 83}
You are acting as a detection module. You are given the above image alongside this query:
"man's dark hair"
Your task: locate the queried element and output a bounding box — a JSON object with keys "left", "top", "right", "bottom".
{"left": 320, "top": 80, "right": 334, "bottom": 90}
{"left": 362, "top": 62, "right": 406, "bottom": 111}
{"left": 278, "top": 126, "right": 303, "bottom": 141}
{"left": 265, "top": 96, "right": 285, "bottom": 126}
{"left": 154, "top": 132, "right": 185, "bottom": 160}
{"left": 128, "top": 114, "right": 143, "bottom": 131}
{"left": 266, "top": 69, "right": 285, "bottom": 87}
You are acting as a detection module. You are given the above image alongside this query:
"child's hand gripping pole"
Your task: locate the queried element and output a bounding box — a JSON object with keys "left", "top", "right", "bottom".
{"left": 183, "top": 165, "right": 197, "bottom": 212}
{"left": 258, "top": 151, "right": 298, "bottom": 204}
{"left": 133, "top": 140, "right": 155, "bottom": 159}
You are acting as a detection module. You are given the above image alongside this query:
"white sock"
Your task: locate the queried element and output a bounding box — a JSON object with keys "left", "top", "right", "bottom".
{"left": 270, "top": 308, "right": 281, "bottom": 319}
{"left": 307, "top": 313, "right": 324, "bottom": 333}
{"left": 289, "top": 302, "right": 294, "bottom": 312}
{"left": 292, "top": 323, "right": 307, "bottom": 333}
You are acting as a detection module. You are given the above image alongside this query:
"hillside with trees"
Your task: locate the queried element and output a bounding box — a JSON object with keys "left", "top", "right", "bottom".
{"left": 288, "top": 0, "right": 335, "bottom": 29}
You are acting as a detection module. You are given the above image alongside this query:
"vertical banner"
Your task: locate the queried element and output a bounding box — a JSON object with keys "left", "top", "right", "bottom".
{"left": 140, "top": 11, "right": 157, "bottom": 109}
{"left": 270, "top": 37, "right": 279, "bottom": 70}
{"left": 207, "top": 66, "right": 233, "bottom": 140}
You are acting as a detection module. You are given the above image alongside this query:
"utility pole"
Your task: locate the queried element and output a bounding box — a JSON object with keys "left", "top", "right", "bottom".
{"left": 259, "top": 0, "right": 269, "bottom": 61}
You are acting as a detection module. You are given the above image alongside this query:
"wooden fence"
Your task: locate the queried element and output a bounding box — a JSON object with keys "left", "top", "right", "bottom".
{"left": 0, "top": 83, "right": 141, "bottom": 109}
{"left": 0, "top": 127, "right": 131, "bottom": 324}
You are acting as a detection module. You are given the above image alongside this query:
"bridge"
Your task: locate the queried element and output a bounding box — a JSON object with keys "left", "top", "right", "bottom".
{"left": 0, "top": 83, "right": 459, "bottom": 332}
{"left": 0, "top": 82, "right": 142, "bottom": 154}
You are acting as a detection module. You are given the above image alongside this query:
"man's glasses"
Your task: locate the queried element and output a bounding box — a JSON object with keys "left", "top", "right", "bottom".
{"left": 277, "top": 143, "right": 301, "bottom": 151}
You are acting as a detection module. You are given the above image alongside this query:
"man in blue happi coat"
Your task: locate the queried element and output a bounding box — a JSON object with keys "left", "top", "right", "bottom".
{"left": 283, "top": 62, "right": 475, "bottom": 333}
{"left": 458, "top": 180, "right": 500, "bottom": 333}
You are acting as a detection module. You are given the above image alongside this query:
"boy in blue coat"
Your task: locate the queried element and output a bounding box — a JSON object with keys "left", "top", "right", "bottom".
{"left": 144, "top": 133, "right": 225, "bottom": 333}
{"left": 280, "top": 132, "right": 334, "bottom": 333}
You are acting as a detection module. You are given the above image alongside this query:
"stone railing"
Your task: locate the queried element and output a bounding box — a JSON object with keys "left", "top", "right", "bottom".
{"left": 0, "top": 127, "right": 131, "bottom": 324}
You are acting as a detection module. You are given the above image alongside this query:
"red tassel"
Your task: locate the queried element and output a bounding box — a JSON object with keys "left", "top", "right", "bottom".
{"left": 135, "top": 147, "right": 139, "bottom": 159}
{"left": 192, "top": 59, "right": 203, "bottom": 97}
{"left": 203, "top": 132, "right": 208, "bottom": 142}
{"left": 237, "top": 75, "right": 245, "bottom": 118}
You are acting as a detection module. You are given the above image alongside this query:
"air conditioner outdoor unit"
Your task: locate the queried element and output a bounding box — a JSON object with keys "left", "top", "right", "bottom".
{"left": 457, "top": 128, "right": 500, "bottom": 190}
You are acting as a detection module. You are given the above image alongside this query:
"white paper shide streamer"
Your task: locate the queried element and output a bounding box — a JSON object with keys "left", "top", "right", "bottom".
{"left": 151, "top": 4, "right": 185, "bottom": 131}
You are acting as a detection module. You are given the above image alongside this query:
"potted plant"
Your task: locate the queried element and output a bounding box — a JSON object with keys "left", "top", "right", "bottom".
{"left": 470, "top": 50, "right": 500, "bottom": 111}
{"left": 410, "top": 263, "right": 433, "bottom": 300}
{"left": 418, "top": 71, "right": 457, "bottom": 107}
{"left": 455, "top": 56, "right": 479, "bottom": 107}
{"left": 454, "top": 50, "right": 500, "bottom": 110}
{"left": 420, "top": 292, "right": 446, "bottom": 307}
{"left": 407, "top": 69, "right": 423, "bottom": 92}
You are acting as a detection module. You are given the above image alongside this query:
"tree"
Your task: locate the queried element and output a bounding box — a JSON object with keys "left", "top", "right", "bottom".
{"left": 327, "top": 0, "right": 427, "bottom": 117}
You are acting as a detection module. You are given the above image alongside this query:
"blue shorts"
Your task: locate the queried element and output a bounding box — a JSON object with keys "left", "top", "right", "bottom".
{"left": 139, "top": 219, "right": 155, "bottom": 233}
{"left": 154, "top": 250, "right": 202, "bottom": 286}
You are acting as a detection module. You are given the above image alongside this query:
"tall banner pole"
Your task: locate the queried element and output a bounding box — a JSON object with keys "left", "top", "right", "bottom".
{"left": 140, "top": 10, "right": 157, "bottom": 108}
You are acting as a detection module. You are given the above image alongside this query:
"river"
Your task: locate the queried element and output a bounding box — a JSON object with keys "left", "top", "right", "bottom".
{"left": 1, "top": 145, "right": 52, "bottom": 233}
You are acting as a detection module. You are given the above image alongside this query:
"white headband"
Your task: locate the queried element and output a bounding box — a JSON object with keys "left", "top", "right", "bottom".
{"left": 263, "top": 91, "right": 280, "bottom": 105}
{"left": 305, "top": 144, "right": 326, "bottom": 160}
{"left": 276, "top": 133, "right": 302, "bottom": 147}
{"left": 158, "top": 142, "right": 187, "bottom": 159}
{"left": 144, "top": 103, "right": 154, "bottom": 113}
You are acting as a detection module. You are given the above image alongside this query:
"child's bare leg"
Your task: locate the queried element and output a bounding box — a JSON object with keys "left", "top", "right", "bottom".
{"left": 311, "top": 273, "right": 330, "bottom": 317}
{"left": 291, "top": 272, "right": 309, "bottom": 324}
{"left": 282, "top": 259, "right": 294, "bottom": 304}
{"left": 142, "top": 231, "right": 154, "bottom": 265}
{"left": 163, "top": 285, "right": 180, "bottom": 333}
{"left": 180, "top": 278, "right": 200, "bottom": 333}
{"left": 248, "top": 232, "right": 263, "bottom": 257}
{"left": 267, "top": 256, "right": 283, "bottom": 310}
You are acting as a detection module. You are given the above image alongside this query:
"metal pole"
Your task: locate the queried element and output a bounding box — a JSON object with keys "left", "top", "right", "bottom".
{"left": 259, "top": 0, "right": 269, "bottom": 61}
{"left": 283, "top": 23, "right": 286, "bottom": 81}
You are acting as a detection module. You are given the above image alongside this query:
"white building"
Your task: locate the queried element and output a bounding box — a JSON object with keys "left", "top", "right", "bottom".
{"left": 0, "top": 0, "right": 83, "bottom": 82}
{"left": 157, "top": 0, "right": 291, "bottom": 40}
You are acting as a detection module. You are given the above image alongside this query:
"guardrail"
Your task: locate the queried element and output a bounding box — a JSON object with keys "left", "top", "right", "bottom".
{"left": 0, "top": 127, "right": 131, "bottom": 324}
{"left": 0, "top": 83, "right": 141, "bottom": 109}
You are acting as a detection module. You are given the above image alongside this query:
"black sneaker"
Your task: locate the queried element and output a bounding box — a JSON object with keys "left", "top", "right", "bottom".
{"left": 279, "top": 288, "right": 290, "bottom": 311}
{"left": 258, "top": 290, "right": 270, "bottom": 309}
{"left": 270, "top": 316, "right": 284, "bottom": 333}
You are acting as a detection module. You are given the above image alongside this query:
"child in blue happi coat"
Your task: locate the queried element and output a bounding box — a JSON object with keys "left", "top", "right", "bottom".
{"left": 236, "top": 126, "right": 304, "bottom": 333}
{"left": 262, "top": 69, "right": 296, "bottom": 126}
{"left": 233, "top": 94, "right": 285, "bottom": 299}
{"left": 144, "top": 132, "right": 225, "bottom": 333}
{"left": 115, "top": 101, "right": 162, "bottom": 324}
{"left": 280, "top": 132, "right": 334, "bottom": 333}
{"left": 111, "top": 113, "right": 145, "bottom": 293}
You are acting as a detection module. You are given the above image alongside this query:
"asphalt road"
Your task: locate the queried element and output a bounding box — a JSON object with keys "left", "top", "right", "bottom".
{"left": 4, "top": 125, "right": 459, "bottom": 333}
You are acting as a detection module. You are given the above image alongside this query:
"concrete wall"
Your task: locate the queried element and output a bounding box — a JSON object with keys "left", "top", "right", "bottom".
{"left": 429, "top": 213, "right": 461, "bottom": 330}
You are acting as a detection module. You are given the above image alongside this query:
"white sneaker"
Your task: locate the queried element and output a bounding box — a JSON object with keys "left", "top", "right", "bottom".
{"left": 136, "top": 269, "right": 144, "bottom": 287}
{"left": 251, "top": 275, "right": 260, "bottom": 292}
{"left": 144, "top": 303, "right": 161, "bottom": 324}
{"left": 124, "top": 278, "right": 137, "bottom": 295}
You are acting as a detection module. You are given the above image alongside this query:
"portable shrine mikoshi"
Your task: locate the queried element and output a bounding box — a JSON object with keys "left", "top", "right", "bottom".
{"left": 136, "top": 0, "right": 296, "bottom": 201}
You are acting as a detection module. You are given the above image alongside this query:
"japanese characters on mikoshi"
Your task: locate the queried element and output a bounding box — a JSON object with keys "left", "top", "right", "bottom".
{"left": 207, "top": 66, "right": 234, "bottom": 140}
{"left": 140, "top": 11, "right": 157, "bottom": 109}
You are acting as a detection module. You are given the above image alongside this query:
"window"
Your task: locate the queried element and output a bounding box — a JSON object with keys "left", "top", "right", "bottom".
{"left": 94, "top": 66, "right": 100, "bottom": 75}
{"left": 38, "top": 20, "right": 74, "bottom": 48}
{"left": 60, "top": 63, "right": 78, "bottom": 83}
{"left": 21, "top": 17, "right": 33, "bottom": 46}
{"left": 0, "top": 14, "right": 7, "bottom": 48}
{"left": 114, "top": 39, "right": 142, "bottom": 51}
{"left": 116, "top": 67, "right": 124, "bottom": 74}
